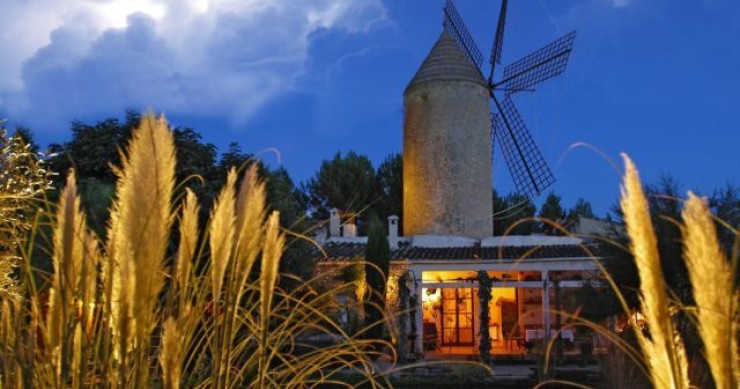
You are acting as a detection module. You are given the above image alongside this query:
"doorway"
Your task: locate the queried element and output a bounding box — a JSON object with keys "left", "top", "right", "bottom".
{"left": 440, "top": 288, "right": 475, "bottom": 345}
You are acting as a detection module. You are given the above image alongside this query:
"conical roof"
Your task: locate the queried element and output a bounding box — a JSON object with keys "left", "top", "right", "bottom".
{"left": 406, "top": 30, "right": 488, "bottom": 92}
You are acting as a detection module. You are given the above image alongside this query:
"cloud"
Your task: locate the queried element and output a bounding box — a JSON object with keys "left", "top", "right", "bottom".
{"left": 0, "top": 0, "right": 388, "bottom": 131}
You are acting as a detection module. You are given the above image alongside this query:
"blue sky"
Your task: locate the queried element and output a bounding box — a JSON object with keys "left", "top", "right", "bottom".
{"left": 1, "top": 0, "right": 738, "bottom": 217}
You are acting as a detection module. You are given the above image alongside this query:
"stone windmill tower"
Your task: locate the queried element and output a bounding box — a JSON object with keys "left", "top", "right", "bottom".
{"left": 403, "top": 30, "right": 493, "bottom": 239}
{"left": 403, "top": 0, "right": 575, "bottom": 239}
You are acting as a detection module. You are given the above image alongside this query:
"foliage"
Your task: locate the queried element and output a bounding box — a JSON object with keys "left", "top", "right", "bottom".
{"left": 492, "top": 190, "right": 536, "bottom": 235}
{"left": 43, "top": 112, "right": 310, "bottom": 284}
{"left": 396, "top": 272, "right": 411, "bottom": 364}
{"left": 0, "top": 126, "right": 53, "bottom": 299}
{"left": 566, "top": 197, "right": 595, "bottom": 224}
{"left": 538, "top": 192, "right": 565, "bottom": 235}
{"left": 375, "top": 153, "right": 403, "bottom": 228}
{"left": 599, "top": 175, "right": 696, "bottom": 319}
{"left": 0, "top": 114, "right": 387, "bottom": 388}
{"left": 599, "top": 333, "right": 651, "bottom": 389}
{"left": 48, "top": 111, "right": 140, "bottom": 183}
{"left": 593, "top": 175, "right": 739, "bottom": 386}
{"left": 267, "top": 167, "right": 315, "bottom": 281}
{"left": 364, "top": 213, "right": 391, "bottom": 341}
{"left": 77, "top": 177, "right": 116, "bottom": 239}
{"left": 710, "top": 182, "right": 740, "bottom": 263}
{"left": 217, "top": 142, "right": 250, "bottom": 176}
{"left": 302, "top": 151, "right": 378, "bottom": 223}
{"left": 476, "top": 270, "right": 492, "bottom": 364}
{"left": 172, "top": 126, "right": 218, "bottom": 184}
{"left": 543, "top": 157, "right": 738, "bottom": 389}
{"left": 300, "top": 151, "right": 402, "bottom": 238}
{"left": 600, "top": 155, "right": 738, "bottom": 389}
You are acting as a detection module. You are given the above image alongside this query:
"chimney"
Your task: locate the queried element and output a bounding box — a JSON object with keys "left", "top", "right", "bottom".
{"left": 343, "top": 218, "right": 357, "bottom": 238}
{"left": 388, "top": 215, "right": 400, "bottom": 249}
{"left": 329, "top": 208, "right": 340, "bottom": 237}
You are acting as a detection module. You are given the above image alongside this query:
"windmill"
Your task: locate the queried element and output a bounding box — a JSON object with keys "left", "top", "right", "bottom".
{"left": 443, "top": 0, "right": 576, "bottom": 198}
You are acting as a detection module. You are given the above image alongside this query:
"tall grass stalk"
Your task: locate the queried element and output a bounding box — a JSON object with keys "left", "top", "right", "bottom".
{"left": 539, "top": 155, "right": 738, "bottom": 388}
{"left": 620, "top": 154, "right": 690, "bottom": 389}
{"left": 681, "top": 193, "right": 739, "bottom": 389}
{"left": 1, "top": 113, "right": 386, "bottom": 388}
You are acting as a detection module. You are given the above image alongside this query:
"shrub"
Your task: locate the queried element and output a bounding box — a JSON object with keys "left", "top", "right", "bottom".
{"left": 0, "top": 126, "right": 53, "bottom": 300}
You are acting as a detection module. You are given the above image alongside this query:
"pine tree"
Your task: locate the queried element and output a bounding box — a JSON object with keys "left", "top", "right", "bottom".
{"left": 363, "top": 213, "right": 390, "bottom": 340}
{"left": 538, "top": 192, "right": 565, "bottom": 235}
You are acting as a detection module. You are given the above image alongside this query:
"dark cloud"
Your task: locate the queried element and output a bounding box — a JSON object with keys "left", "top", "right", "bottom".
{"left": 1, "top": 0, "right": 388, "bottom": 132}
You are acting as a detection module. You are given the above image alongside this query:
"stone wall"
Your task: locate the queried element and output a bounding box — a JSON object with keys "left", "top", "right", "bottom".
{"left": 403, "top": 79, "right": 493, "bottom": 238}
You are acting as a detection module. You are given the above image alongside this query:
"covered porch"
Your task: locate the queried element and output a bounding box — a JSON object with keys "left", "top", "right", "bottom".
{"left": 407, "top": 258, "right": 601, "bottom": 359}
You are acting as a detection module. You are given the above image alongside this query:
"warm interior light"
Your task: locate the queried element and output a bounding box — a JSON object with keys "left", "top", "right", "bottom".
{"left": 426, "top": 287, "right": 440, "bottom": 303}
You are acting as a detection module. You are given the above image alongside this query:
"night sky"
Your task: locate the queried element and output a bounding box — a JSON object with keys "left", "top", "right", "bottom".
{"left": 1, "top": 0, "right": 738, "bottom": 216}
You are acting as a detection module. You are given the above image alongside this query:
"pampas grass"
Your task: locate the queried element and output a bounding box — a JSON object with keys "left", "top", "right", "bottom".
{"left": 579, "top": 154, "right": 739, "bottom": 389}
{"left": 536, "top": 154, "right": 738, "bottom": 389}
{"left": 0, "top": 113, "right": 386, "bottom": 388}
{"left": 681, "top": 193, "right": 739, "bottom": 389}
{"left": 620, "top": 154, "right": 690, "bottom": 389}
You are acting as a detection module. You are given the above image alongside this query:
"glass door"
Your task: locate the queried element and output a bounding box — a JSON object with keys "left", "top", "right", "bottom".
{"left": 457, "top": 288, "right": 474, "bottom": 344}
{"left": 440, "top": 288, "right": 476, "bottom": 346}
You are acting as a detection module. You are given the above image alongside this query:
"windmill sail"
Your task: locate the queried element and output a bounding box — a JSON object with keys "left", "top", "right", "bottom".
{"left": 490, "top": 0, "right": 508, "bottom": 67}
{"left": 443, "top": 0, "right": 484, "bottom": 69}
{"left": 492, "top": 96, "right": 555, "bottom": 197}
{"left": 501, "top": 31, "right": 576, "bottom": 95}
{"left": 441, "top": 0, "right": 571, "bottom": 199}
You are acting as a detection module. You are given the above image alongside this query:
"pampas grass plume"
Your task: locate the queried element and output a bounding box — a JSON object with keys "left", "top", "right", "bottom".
{"left": 682, "top": 192, "right": 739, "bottom": 389}
{"left": 620, "top": 153, "right": 689, "bottom": 389}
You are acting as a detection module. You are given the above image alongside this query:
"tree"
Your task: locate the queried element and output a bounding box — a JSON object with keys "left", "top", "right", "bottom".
{"left": 492, "top": 190, "right": 507, "bottom": 235}
{"left": 302, "top": 151, "right": 378, "bottom": 223}
{"left": 11, "top": 127, "right": 39, "bottom": 153}
{"left": 49, "top": 117, "right": 131, "bottom": 183}
{"left": 267, "top": 167, "right": 313, "bottom": 281}
{"left": 493, "top": 191, "right": 536, "bottom": 235}
{"left": 363, "top": 213, "right": 390, "bottom": 341}
{"left": 601, "top": 175, "right": 690, "bottom": 315}
{"left": 565, "top": 197, "right": 595, "bottom": 229}
{"left": 569, "top": 198, "right": 595, "bottom": 219}
{"left": 78, "top": 177, "right": 116, "bottom": 239}
{"left": 48, "top": 113, "right": 222, "bottom": 235}
{"left": 598, "top": 174, "right": 717, "bottom": 360}
{"left": 218, "top": 142, "right": 252, "bottom": 177}
{"left": 644, "top": 175, "right": 691, "bottom": 305}
{"left": 43, "top": 112, "right": 313, "bottom": 285}
{"left": 172, "top": 127, "right": 217, "bottom": 185}
{"left": 710, "top": 182, "right": 739, "bottom": 258}
{"left": 538, "top": 192, "right": 565, "bottom": 235}
{"left": 375, "top": 153, "right": 402, "bottom": 230}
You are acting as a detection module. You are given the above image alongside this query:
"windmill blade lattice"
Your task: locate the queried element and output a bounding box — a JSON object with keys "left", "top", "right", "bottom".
{"left": 500, "top": 31, "right": 576, "bottom": 95}
{"left": 492, "top": 96, "right": 555, "bottom": 197}
{"left": 443, "top": 0, "right": 484, "bottom": 69}
{"left": 489, "top": 0, "right": 508, "bottom": 67}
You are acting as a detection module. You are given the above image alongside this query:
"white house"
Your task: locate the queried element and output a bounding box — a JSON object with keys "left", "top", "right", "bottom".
{"left": 316, "top": 212, "right": 601, "bottom": 358}
{"left": 315, "top": 22, "right": 602, "bottom": 359}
